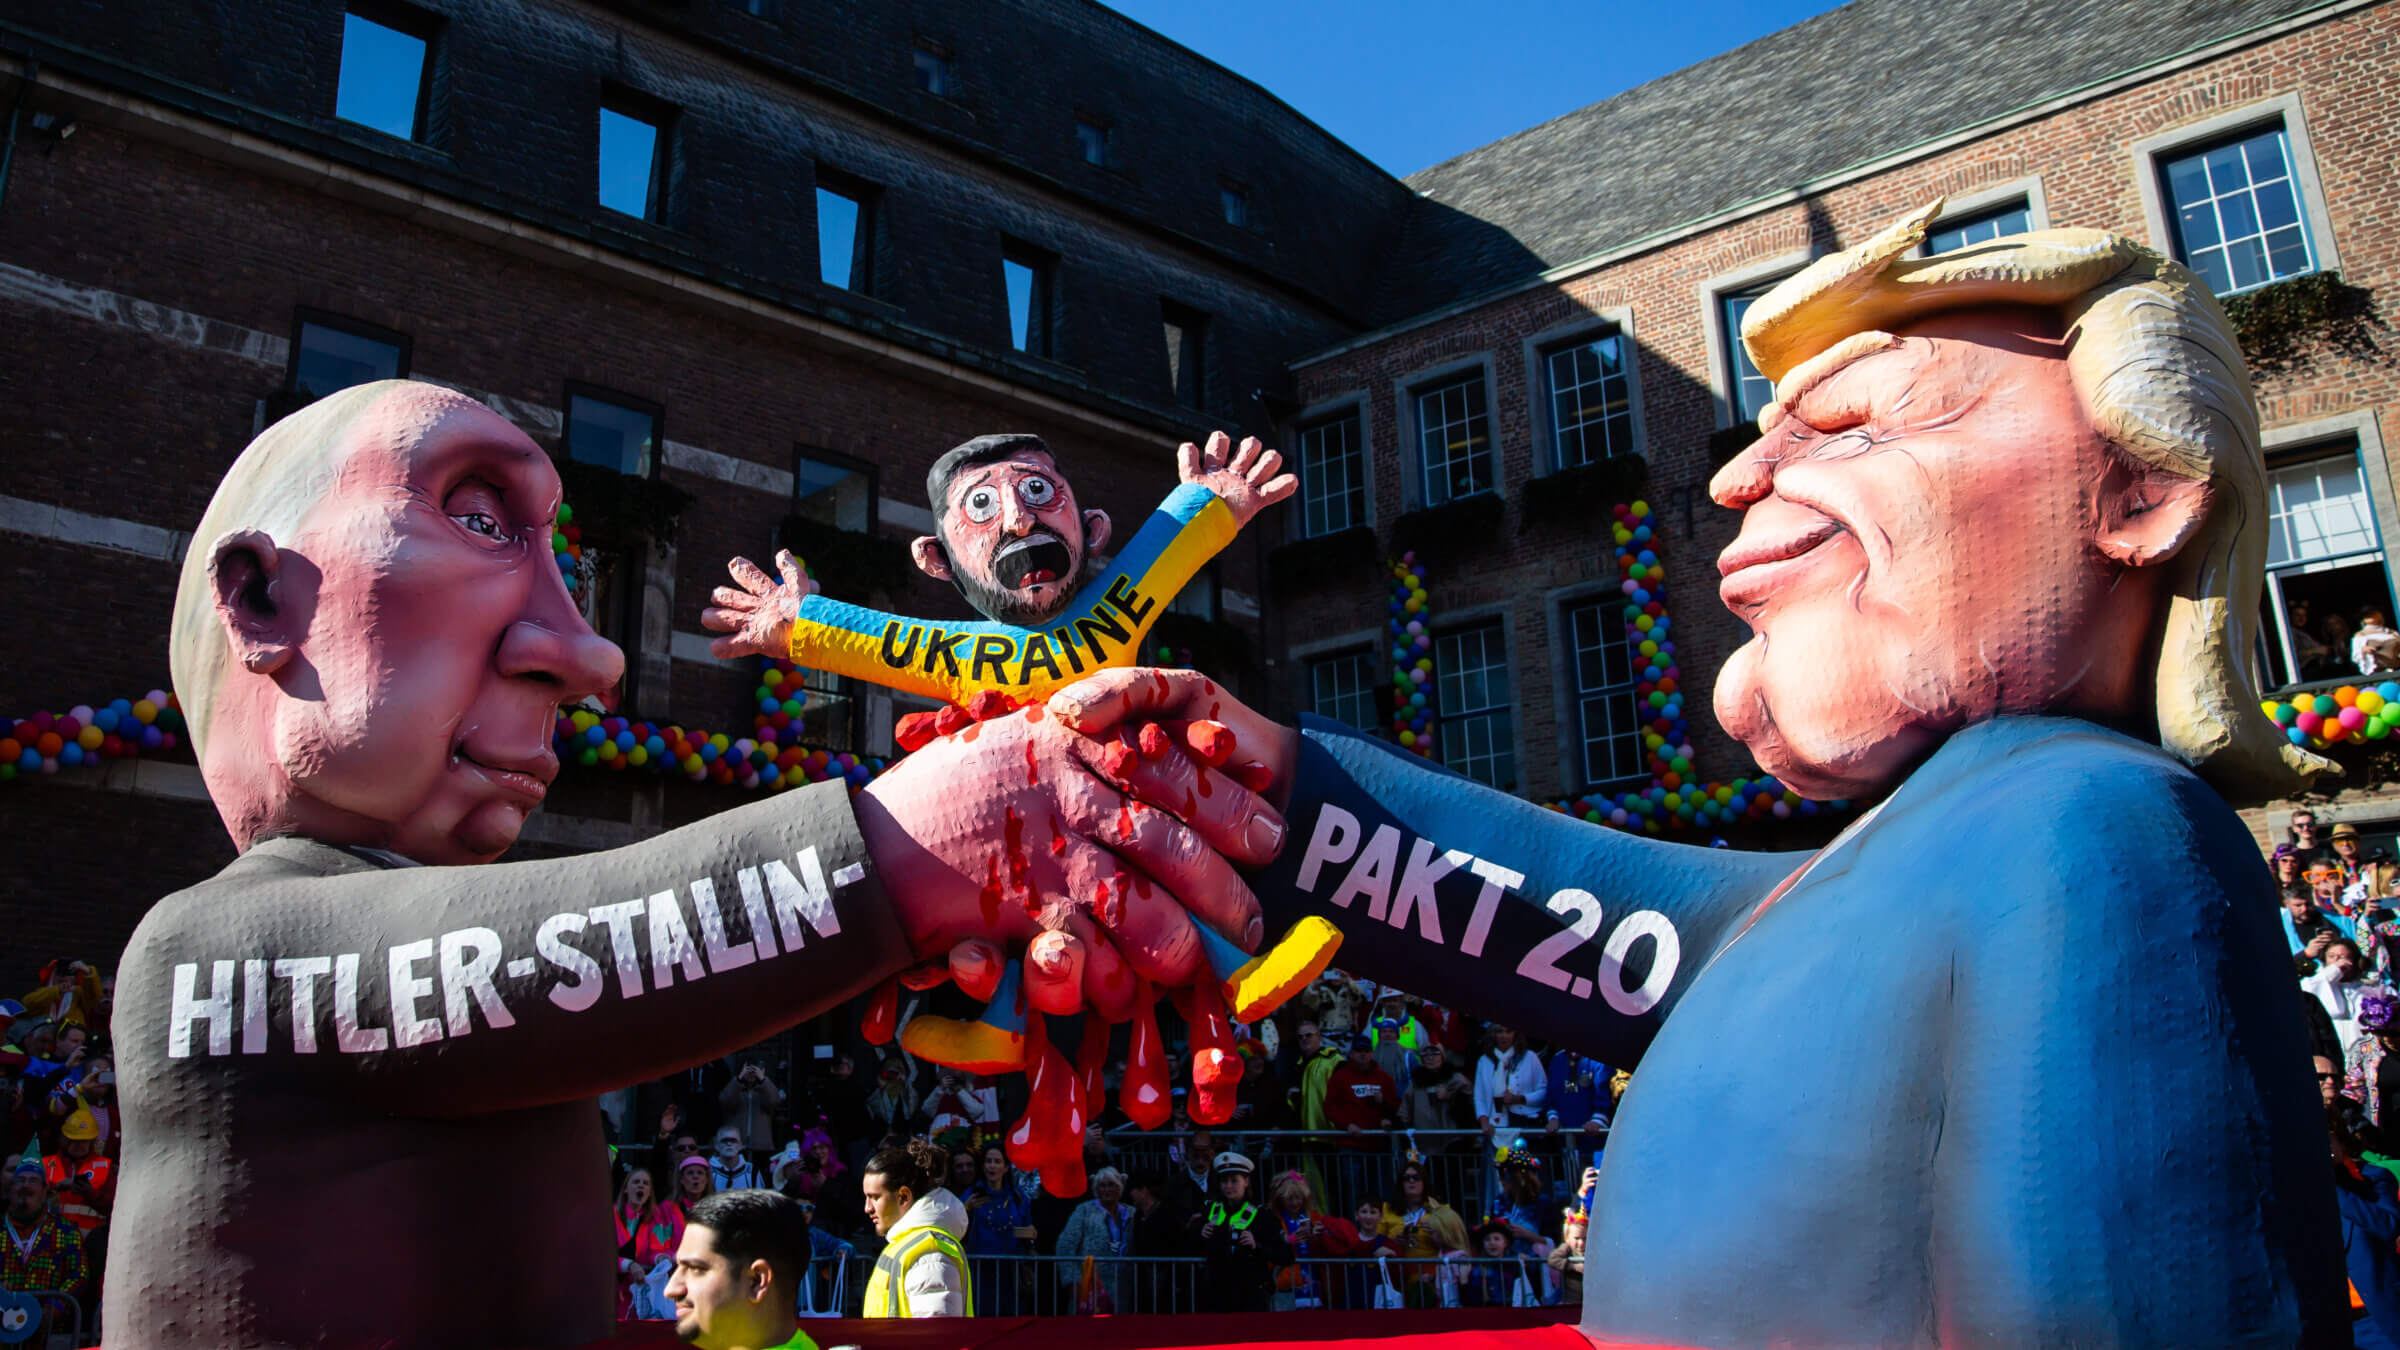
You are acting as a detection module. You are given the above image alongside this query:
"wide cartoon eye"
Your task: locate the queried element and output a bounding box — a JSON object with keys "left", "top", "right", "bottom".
{"left": 962, "top": 485, "right": 1002, "bottom": 523}
{"left": 1018, "top": 476, "right": 1057, "bottom": 507}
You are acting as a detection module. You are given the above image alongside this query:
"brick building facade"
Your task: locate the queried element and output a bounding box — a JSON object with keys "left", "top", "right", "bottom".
{"left": 1268, "top": 0, "right": 2399, "bottom": 843}
{"left": 0, "top": 0, "right": 2393, "bottom": 981}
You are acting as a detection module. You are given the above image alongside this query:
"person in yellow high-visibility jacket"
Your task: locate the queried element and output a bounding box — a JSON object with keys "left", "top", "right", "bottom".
{"left": 859, "top": 1139, "right": 971, "bottom": 1318}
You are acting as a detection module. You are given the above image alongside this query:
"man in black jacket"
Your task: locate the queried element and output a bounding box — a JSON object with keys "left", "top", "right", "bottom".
{"left": 1189, "top": 1152, "right": 1292, "bottom": 1312}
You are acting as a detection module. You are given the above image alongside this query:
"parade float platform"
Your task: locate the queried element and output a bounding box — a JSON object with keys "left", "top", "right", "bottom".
{"left": 596, "top": 1308, "right": 1591, "bottom": 1348}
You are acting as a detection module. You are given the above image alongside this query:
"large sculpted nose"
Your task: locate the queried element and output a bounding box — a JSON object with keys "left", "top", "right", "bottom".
{"left": 999, "top": 487, "right": 1036, "bottom": 535}
{"left": 498, "top": 567, "right": 625, "bottom": 701}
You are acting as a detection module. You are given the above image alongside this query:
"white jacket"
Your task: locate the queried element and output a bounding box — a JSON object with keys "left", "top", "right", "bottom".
{"left": 1473, "top": 1047, "right": 1548, "bottom": 1129}
{"left": 885, "top": 1187, "right": 970, "bottom": 1317}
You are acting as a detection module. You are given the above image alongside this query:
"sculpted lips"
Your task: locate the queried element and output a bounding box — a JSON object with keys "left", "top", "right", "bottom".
{"left": 1718, "top": 514, "right": 1848, "bottom": 607}
{"left": 453, "top": 741, "right": 554, "bottom": 803}
{"left": 995, "top": 532, "right": 1071, "bottom": 589}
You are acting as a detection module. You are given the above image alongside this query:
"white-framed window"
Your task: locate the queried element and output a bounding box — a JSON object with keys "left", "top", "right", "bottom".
{"left": 2260, "top": 442, "right": 2399, "bottom": 689}
{"left": 1926, "top": 200, "right": 2033, "bottom": 254}
{"left": 1542, "top": 329, "right": 1635, "bottom": 468}
{"left": 1435, "top": 620, "right": 1515, "bottom": 791}
{"left": 1564, "top": 599, "right": 1644, "bottom": 788}
{"left": 1717, "top": 282, "right": 1782, "bottom": 426}
{"left": 1308, "top": 650, "right": 1381, "bottom": 732}
{"left": 1414, "top": 373, "right": 1494, "bottom": 506}
{"left": 1296, "top": 411, "right": 1366, "bottom": 537}
{"left": 2159, "top": 123, "right": 2316, "bottom": 295}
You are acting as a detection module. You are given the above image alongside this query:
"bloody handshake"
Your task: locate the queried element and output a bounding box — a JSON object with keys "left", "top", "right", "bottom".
{"left": 865, "top": 675, "right": 1343, "bottom": 1197}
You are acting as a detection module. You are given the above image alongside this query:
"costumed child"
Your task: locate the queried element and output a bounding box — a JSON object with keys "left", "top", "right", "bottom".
{"left": 1456, "top": 1217, "right": 1531, "bottom": 1307}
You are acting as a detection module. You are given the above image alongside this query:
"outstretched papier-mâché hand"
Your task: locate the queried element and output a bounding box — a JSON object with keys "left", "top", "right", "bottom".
{"left": 1177, "top": 430, "right": 1296, "bottom": 529}
{"left": 701, "top": 548, "right": 819, "bottom": 661}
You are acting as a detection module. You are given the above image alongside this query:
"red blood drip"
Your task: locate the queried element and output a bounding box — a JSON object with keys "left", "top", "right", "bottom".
{"left": 978, "top": 855, "right": 1003, "bottom": 928}
{"left": 1049, "top": 819, "right": 1068, "bottom": 856}
{"left": 1022, "top": 702, "right": 1045, "bottom": 723}
{"left": 1099, "top": 875, "right": 1127, "bottom": 930}
{"left": 966, "top": 689, "right": 1015, "bottom": 722}
{"left": 1201, "top": 680, "right": 1215, "bottom": 695}
{"left": 861, "top": 981, "right": 898, "bottom": 1045}
{"left": 1121, "top": 983, "right": 1173, "bottom": 1130}
{"left": 1152, "top": 671, "right": 1172, "bottom": 702}
{"left": 1180, "top": 788, "right": 1199, "bottom": 818}
{"left": 1099, "top": 741, "right": 1139, "bottom": 783}
{"left": 1077, "top": 1015, "right": 1112, "bottom": 1108}
{"left": 959, "top": 722, "right": 981, "bottom": 743}
{"left": 1015, "top": 1025, "right": 1075, "bottom": 1178}
{"left": 1185, "top": 979, "right": 1244, "bottom": 1127}
{"left": 1138, "top": 722, "right": 1172, "bottom": 759}
{"left": 895, "top": 710, "right": 942, "bottom": 753}
{"left": 1004, "top": 808, "right": 1035, "bottom": 915}
{"left": 1025, "top": 738, "right": 1039, "bottom": 786}
{"left": 1116, "top": 803, "right": 1135, "bottom": 841}
{"left": 1195, "top": 773, "right": 1212, "bottom": 799}
{"left": 1229, "top": 761, "right": 1276, "bottom": 794}
{"left": 935, "top": 705, "right": 973, "bottom": 736}
{"left": 1133, "top": 875, "right": 1153, "bottom": 899}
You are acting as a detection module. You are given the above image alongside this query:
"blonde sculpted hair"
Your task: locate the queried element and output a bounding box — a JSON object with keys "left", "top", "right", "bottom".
{"left": 1738, "top": 201, "right": 2325, "bottom": 801}
{"left": 169, "top": 381, "right": 412, "bottom": 762}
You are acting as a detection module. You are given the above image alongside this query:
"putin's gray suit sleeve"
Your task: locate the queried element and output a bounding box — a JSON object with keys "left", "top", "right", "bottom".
{"left": 116, "top": 780, "right": 914, "bottom": 1116}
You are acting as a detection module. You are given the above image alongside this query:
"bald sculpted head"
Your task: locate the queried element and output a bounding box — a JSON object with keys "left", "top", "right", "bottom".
{"left": 171, "top": 381, "right": 623, "bottom": 863}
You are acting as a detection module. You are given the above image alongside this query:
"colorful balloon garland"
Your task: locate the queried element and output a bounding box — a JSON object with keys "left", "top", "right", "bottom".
{"left": 551, "top": 658, "right": 891, "bottom": 794}
{"left": 2264, "top": 682, "right": 2400, "bottom": 749}
{"left": 0, "top": 692, "right": 186, "bottom": 783}
{"left": 1548, "top": 500, "right": 1851, "bottom": 833}
{"left": 1388, "top": 551, "right": 1438, "bottom": 757}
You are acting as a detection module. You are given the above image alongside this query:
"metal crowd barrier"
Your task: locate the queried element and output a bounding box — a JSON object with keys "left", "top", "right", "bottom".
{"left": 1093, "top": 1126, "right": 1606, "bottom": 1225}
{"left": 13, "top": 1287, "right": 85, "bottom": 1348}
{"left": 771, "top": 1251, "right": 1579, "bottom": 1319}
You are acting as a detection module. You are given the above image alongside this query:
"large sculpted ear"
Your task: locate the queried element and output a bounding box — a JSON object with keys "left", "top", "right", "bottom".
{"left": 209, "top": 529, "right": 295, "bottom": 676}
{"left": 2097, "top": 470, "right": 2213, "bottom": 569}
{"left": 1081, "top": 508, "right": 1111, "bottom": 557}
{"left": 912, "top": 535, "right": 953, "bottom": 582}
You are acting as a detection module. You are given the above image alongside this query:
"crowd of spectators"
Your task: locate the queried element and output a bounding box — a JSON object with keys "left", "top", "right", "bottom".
{"left": 599, "top": 966, "right": 1614, "bottom": 1317}
{"left": 2288, "top": 600, "right": 2400, "bottom": 683}
{"left": 0, "top": 958, "right": 119, "bottom": 1341}
{"left": 2273, "top": 809, "right": 2400, "bottom": 1344}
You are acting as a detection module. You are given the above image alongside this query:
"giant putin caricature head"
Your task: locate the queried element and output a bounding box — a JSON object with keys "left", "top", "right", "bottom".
{"left": 170, "top": 381, "right": 625, "bottom": 864}
{"left": 1709, "top": 201, "right": 2322, "bottom": 803}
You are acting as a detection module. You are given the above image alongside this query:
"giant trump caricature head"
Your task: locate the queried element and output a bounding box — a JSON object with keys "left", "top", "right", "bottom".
{"left": 170, "top": 381, "right": 624, "bottom": 864}
{"left": 1710, "top": 201, "right": 2324, "bottom": 803}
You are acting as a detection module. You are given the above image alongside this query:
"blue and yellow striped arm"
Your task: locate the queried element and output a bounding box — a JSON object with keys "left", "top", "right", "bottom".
{"left": 785, "top": 483, "right": 1237, "bottom": 705}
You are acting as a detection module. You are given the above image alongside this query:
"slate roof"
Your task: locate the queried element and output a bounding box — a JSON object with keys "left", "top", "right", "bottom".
{"left": 1374, "top": 0, "right": 2343, "bottom": 324}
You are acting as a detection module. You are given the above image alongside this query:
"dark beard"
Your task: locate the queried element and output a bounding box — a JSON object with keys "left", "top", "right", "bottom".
{"left": 951, "top": 545, "right": 1099, "bottom": 626}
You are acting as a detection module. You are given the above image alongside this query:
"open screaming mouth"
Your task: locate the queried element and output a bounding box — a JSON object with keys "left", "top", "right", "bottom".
{"left": 995, "top": 535, "right": 1072, "bottom": 589}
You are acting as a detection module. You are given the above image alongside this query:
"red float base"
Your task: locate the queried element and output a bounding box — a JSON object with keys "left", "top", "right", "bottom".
{"left": 597, "top": 1308, "right": 1595, "bottom": 1348}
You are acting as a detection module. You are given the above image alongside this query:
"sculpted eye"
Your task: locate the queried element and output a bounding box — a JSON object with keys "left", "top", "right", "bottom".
{"left": 444, "top": 477, "right": 518, "bottom": 543}
{"left": 962, "top": 486, "right": 1002, "bottom": 523}
{"left": 453, "top": 512, "right": 502, "bottom": 538}
{"left": 1018, "top": 476, "right": 1057, "bottom": 507}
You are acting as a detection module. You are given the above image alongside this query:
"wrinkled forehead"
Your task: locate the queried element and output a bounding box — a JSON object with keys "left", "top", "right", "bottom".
{"left": 323, "top": 385, "right": 559, "bottom": 514}
{"left": 946, "top": 452, "right": 1067, "bottom": 509}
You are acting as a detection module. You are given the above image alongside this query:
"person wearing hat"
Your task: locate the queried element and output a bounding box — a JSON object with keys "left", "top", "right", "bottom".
{"left": 2333, "top": 823, "right": 2370, "bottom": 887}
{"left": 18, "top": 960, "right": 101, "bottom": 1032}
{"left": 1191, "top": 1151, "right": 1291, "bottom": 1312}
{"left": 1, "top": 1160, "right": 85, "bottom": 1332}
{"left": 675, "top": 1151, "right": 718, "bottom": 1217}
{"left": 2350, "top": 992, "right": 2400, "bottom": 1138}
{"left": 2272, "top": 843, "right": 2305, "bottom": 892}
{"left": 41, "top": 1107, "right": 112, "bottom": 1237}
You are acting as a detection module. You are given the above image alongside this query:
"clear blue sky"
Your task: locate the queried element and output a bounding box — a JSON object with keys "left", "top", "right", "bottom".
{"left": 1098, "top": 0, "right": 1851, "bottom": 178}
